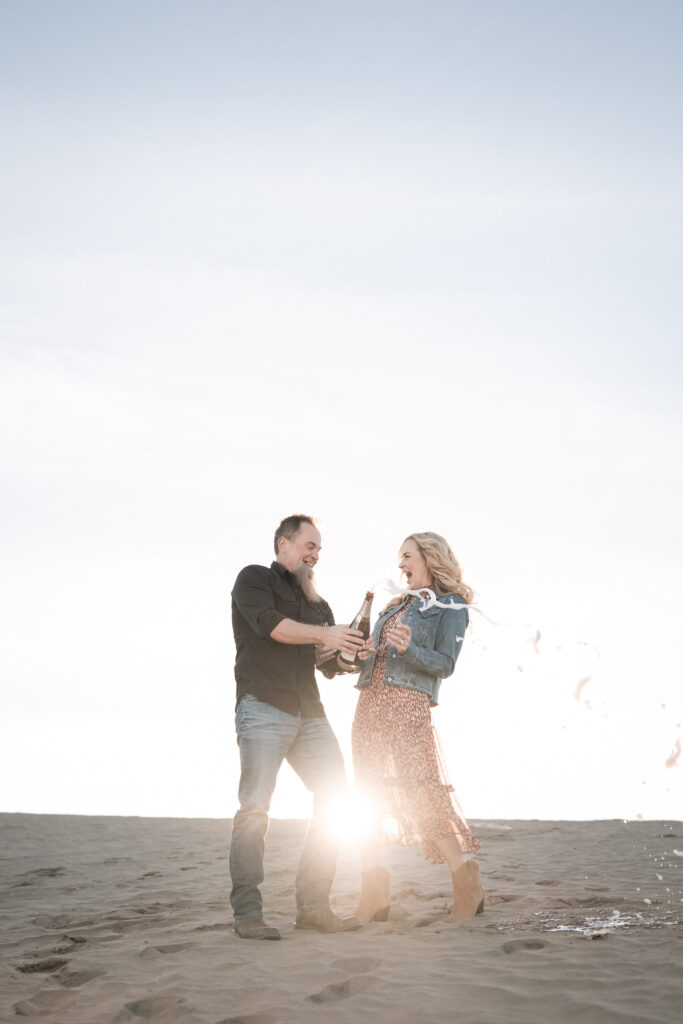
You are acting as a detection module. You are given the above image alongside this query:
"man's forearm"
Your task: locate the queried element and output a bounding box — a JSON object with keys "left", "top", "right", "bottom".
{"left": 270, "top": 618, "right": 326, "bottom": 645}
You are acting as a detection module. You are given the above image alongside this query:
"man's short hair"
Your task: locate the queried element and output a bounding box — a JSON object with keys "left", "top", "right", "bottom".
{"left": 274, "top": 514, "right": 317, "bottom": 555}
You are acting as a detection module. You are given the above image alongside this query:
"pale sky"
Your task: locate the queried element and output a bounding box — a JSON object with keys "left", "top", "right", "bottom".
{"left": 1, "top": 1, "right": 681, "bottom": 822}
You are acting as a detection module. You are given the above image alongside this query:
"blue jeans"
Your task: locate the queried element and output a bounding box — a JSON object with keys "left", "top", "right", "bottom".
{"left": 229, "top": 694, "right": 347, "bottom": 920}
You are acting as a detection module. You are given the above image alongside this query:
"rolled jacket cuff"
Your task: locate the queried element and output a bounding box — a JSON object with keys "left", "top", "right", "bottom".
{"left": 402, "top": 640, "right": 419, "bottom": 665}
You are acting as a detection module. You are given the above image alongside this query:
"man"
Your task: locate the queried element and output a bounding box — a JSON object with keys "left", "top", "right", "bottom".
{"left": 229, "top": 514, "right": 364, "bottom": 939}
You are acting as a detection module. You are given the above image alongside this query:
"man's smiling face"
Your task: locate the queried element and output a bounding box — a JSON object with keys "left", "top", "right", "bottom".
{"left": 277, "top": 522, "right": 322, "bottom": 573}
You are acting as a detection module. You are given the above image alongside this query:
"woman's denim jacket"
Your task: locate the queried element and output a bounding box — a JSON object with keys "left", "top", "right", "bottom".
{"left": 355, "top": 592, "right": 469, "bottom": 705}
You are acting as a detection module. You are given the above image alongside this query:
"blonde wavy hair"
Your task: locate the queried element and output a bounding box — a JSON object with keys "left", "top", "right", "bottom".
{"left": 398, "top": 531, "right": 474, "bottom": 604}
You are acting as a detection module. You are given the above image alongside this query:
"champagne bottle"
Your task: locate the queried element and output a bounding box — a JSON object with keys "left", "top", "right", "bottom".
{"left": 339, "top": 591, "right": 374, "bottom": 666}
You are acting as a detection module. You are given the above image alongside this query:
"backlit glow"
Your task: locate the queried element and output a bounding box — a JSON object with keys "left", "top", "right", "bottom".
{"left": 322, "top": 792, "right": 379, "bottom": 847}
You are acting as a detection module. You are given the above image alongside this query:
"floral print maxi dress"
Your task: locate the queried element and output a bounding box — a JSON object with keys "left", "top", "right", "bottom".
{"left": 352, "top": 598, "right": 480, "bottom": 863}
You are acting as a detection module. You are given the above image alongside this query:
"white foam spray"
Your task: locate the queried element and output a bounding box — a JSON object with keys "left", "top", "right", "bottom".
{"left": 370, "top": 576, "right": 601, "bottom": 700}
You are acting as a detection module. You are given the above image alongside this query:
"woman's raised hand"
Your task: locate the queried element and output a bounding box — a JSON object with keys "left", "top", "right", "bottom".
{"left": 386, "top": 623, "right": 411, "bottom": 654}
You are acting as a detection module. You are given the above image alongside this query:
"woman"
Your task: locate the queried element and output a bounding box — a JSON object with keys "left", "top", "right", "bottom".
{"left": 351, "top": 532, "right": 483, "bottom": 923}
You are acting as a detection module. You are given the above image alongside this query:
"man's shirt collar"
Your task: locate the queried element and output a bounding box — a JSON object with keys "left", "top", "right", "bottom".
{"left": 271, "top": 560, "right": 291, "bottom": 579}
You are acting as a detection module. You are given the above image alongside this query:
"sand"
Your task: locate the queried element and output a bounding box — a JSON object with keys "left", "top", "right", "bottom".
{"left": 1, "top": 814, "right": 681, "bottom": 1023}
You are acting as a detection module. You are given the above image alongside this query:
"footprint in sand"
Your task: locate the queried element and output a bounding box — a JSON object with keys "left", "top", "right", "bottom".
{"left": 192, "top": 923, "right": 233, "bottom": 933}
{"left": 331, "top": 956, "right": 382, "bottom": 973}
{"left": 13, "top": 989, "right": 77, "bottom": 1017}
{"left": 108, "top": 915, "right": 166, "bottom": 934}
{"left": 502, "top": 939, "right": 548, "bottom": 953}
{"left": 398, "top": 888, "right": 445, "bottom": 902}
{"left": 554, "top": 896, "right": 613, "bottom": 908}
{"left": 28, "top": 934, "right": 87, "bottom": 958}
{"left": 487, "top": 894, "right": 521, "bottom": 904}
{"left": 535, "top": 879, "right": 561, "bottom": 887}
{"left": 309, "top": 975, "right": 381, "bottom": 1003}
{"left": 32, "top": 913, "right": 92, "bottom": 929}
{"left": 16, "top": 957, "right": 70, "bottom": 974}
{"left": 119, "top": 996, "right": 187, "bottom": 1019}
{"left": 58, "top": 967, "right": 104, "bottom": 988}
{"left": 139, "top": 943, "right": 193, "bottom": 960}
{"left": 217, "top": 1016, "right": 279, "bottom": 1024}
{"left": 14, "top": 867, "right": 66, "bottom": 886}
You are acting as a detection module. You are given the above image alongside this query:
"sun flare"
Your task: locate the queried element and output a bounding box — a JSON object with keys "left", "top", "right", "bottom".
{"left": 322, "top": 792, "right": 380, "bottom": 846}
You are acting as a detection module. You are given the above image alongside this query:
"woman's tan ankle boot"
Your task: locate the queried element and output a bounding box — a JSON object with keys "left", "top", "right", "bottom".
{"left": 447, "top": 860, "right": 484, "bottom": 921}
{"left": 356, "top": 866, "right": 390, "bottom": 922}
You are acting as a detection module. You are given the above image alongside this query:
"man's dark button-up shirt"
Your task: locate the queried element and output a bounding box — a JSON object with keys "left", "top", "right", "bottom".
{"left": 231, "top": 561, "right": 336, "bottom": 717}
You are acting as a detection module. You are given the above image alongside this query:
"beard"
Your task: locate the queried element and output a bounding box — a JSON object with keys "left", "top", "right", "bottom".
{"left": 292, "top": 562, "right": 323, "bottom": 603}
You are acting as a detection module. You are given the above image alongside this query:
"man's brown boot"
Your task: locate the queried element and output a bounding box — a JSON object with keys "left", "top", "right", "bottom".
{"left": 295, "top": 906, "right": 362, "bottom": 932}
{"left": 234, "top": 916, "right": 281, "bottom": 940}
{"left": 356, "top": 866, "right": 391, "bottom": 923}
{"left": 447, "top": 860, "right": 485, "bottom": 922}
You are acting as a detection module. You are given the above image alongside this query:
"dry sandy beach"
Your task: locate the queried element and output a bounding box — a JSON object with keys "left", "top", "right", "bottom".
{"left": 1, "top": 814, "right": 681, "bottom": 1023}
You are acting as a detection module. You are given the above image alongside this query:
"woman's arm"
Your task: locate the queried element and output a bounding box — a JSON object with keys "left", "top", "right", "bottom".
{"left": 394, "top": 606, "right": 468, "bottom": 679}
